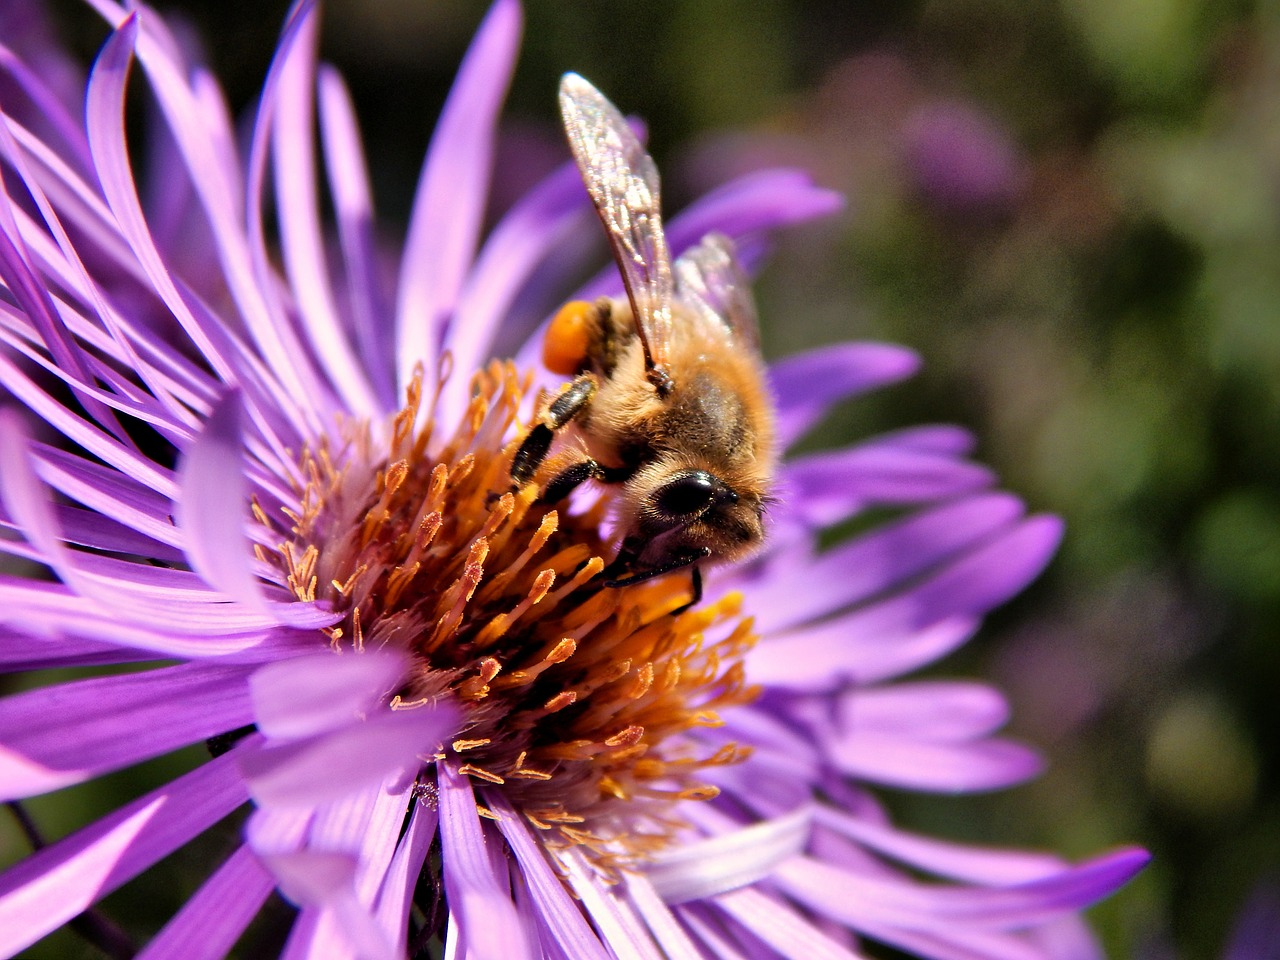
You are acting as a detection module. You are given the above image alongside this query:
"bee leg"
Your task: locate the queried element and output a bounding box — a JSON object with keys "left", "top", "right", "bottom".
{"left": 604, "top": 547, "right": 711, "bottom": 613}
{"left": 510, "top": 374, "right": 597, "bottom": 487}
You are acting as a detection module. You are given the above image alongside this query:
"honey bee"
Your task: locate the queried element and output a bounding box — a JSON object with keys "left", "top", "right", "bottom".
{"left": 511, "top": 73, "right": 775, "bottom": 606}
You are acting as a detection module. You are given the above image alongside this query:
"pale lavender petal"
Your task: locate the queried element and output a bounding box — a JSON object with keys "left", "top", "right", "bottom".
{"left": 623, "top": 874, "right": 707, "bottom": 960}
{"left": 747, "top": 493, "right": 1026, "bottom": 634}
{"left": 644, "top": 805, "right": 812, "bottom": 904}
{"left": 271, "top": 3, "right": 378, "bottom": 419}
{"left": 561, "top": 847, "right": 666, "bottom": 960}
{"left": 395, "top": 0, "right": 522, "bottom": 394}
{"left": 317, "top": 64, "right": 394, "bottom": 409}
{"left": 0, "top": 745, "right": 251, "bottom": 957}
{"left": 781, "top": 445, "right": 994, "bottom": 527}
{"left": 840, "top": 681, "right": 1012, "bottom": 741}
{"left": 674, "top": 903, "right": 759, "bottom": 960}
{"left": 776, "top": 847, "right": 1151, "bottom": 930}
{"left": 175, "top": 387, "right": 273, "bottom": 615}
{"left": 441, "top": 161, "right": 591, "bottom": 423}
{"left": 831, "top": 734, "right": 1043, "bottom": 792}
{"left": 136, "top": 845, "right": 275, "bottom": 960}
{"left": 372, "top": 798, "right": 438, "bottom": 945}
{"left": 267, "top": 850, "right": 397, "bottom": 960}
{"left": 305, "top": 776, "right": 412, "bottom": 905}
{"left": 436, "top": 762, "right": 532, "bottom": 960}
{"left": 663, "top": 169, "right": 844, "bottom": 253}
{"left": 713, "top": 886, "right": 865, "bottom": 960}
{"left": 770, "top": 343, "right": 920, "bottom": 449}
{"left": 747, "top": 612, "right": 978, "bottom": 690}
{"left": 83, "top": 15, "right": 238, "bottom": 389}
{"left": 249, "top": 649, "right": 411, "bottom": 740}
{"left": 485, "top": 792, "right": 610, "bottom": 960}
{"left": 813, "top": 808, "right": 1072, "bottom": 886}
{"left": 0, "top": 661, "right": 253, "bottom": 799}
{"left": 240, "top": 704, "right": 458, "bottom": 807}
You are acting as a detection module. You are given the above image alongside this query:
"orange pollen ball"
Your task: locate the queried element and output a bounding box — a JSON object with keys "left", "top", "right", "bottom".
{"left": 269, "top": 359, "right": 760, "bottom": 858}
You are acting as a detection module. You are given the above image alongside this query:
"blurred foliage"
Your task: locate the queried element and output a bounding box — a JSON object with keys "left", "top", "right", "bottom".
{"left": 11, "top": 0, "right": 1280, "bottom": 957}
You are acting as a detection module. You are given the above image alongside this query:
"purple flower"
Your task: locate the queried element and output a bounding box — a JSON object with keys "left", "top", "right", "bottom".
{"left": 0, "top": 1, "right": 1146, "bottom": 958}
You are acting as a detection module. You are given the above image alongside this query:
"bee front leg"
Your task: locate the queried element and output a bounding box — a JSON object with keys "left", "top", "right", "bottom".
{"left": 510, "top": 374, "right": 598, "bottom": 488}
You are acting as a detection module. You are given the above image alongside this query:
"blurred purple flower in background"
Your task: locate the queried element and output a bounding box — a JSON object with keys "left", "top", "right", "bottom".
{"left": 903, "top": 99, "right": 1025, "bottom": 215}
{"left": 0, "top": 0, "right": 1146, "bottom": 957}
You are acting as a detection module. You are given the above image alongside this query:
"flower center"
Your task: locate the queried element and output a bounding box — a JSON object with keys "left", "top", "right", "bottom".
{"left": 272, "top": 360, "right": 758, "bottom": 857}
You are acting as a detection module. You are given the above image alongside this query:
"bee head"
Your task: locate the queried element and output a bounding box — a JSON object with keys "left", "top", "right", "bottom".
{"left": 624, "top": 467, "right": 765, "bottom": 572}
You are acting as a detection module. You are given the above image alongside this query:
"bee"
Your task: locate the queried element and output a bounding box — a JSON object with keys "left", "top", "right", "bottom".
{"left": 511, "top": 73, "right": 775, "bottom": 607}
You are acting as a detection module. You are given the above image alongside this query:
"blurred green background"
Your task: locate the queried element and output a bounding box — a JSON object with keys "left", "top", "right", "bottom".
{"left": 16, "top": 0, "right": 1280, "bottom": 956}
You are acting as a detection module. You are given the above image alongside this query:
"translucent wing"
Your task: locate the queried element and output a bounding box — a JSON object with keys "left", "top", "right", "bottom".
{"left": 559, "top": 73, "right": 674, "bottom": 381}
{"left": 673, "top": 232, "right": 761, "bottom": 352}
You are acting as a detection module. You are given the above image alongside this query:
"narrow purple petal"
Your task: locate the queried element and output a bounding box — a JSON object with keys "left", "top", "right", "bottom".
{"left": 317, "top": 65, "right": 394, "bottom": 409}
{"left": 831, "top": 734, "right": 1043, "bottom": 792}
{"left": 840, "top": 681, "right": 1012, "bottom": 741}
{"left": 770, "top": 343, "right": 920, "bottom": 449}
{"left": 0, "top": 745, "right": 251, "bottom": 958}
{"left": 644, "top": 805, "right": 812, "bottom": 904}
{"left": 623, "top": 874, "right": 706, "bottom": 960}
{"left": 664, "top": 169, "right": 844, "bottom": 253}
{"left": 0, "top": 661, "right": 253, "bottom": 799}
{"left": 866, "top": 424, "right": 978, "bottom": 457}
{"left": 781, "top": 445, "right": 994, "bottom": 528}
{"left": 136, "top": 845, "right": 275, "bottom": 960}
{"left": 713, "top": 887, "right": 862, "bottom": 960}
{"left": 271, "top": 2, "right": 378, "bottom": 419}
{"left": 437, "top": 762, "right": 532, "bottom": 960}
{"left": 175, "top": 388, "right": 273, "bottom": 615}
{"left": 267, "top": 850, "right": 398, "bottom": 960}
{"left": 814, "top": 807, "right": 1072, "bottom": 886}
{"left": 486, "top": 792, "right": 610, "bottom": 960}
{"left": 776, "top": 847, "right": 1151, "bottom": 930}
{"left": 372, "top": 799, "right": 438, "bottom": 945}
{"left": 250, "top": 650, "right": 411, "bottom": 741}
{"left": 395, "top": 0, "right": 522, "bottom": 394}
{"left": 747, "top": 493, "right": 1027, "bottom": 634}
{"left": 240, "top": 704, "right": 458, "bottom": 808}
{"left": 560, "top": 847, "right": 667, "bottom": 960}
{"left": 441, "top": 161, "right": 591, "bottom": 424}
{"left": 747, "top": 612, "right": 978, "bottom": 690}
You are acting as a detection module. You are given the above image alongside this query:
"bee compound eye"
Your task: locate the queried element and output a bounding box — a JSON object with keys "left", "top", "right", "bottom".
{"left": 655, "top": 471, "right": 720, "bottom": 519}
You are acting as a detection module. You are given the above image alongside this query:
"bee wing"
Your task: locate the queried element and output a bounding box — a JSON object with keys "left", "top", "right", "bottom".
{"left": 559, "top": 73, "right": 674, "bottom": 376}
{"left": 673, "top": 232, "right": 761, "bottom": 352}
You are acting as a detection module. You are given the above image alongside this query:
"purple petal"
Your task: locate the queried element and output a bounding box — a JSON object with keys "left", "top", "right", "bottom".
{"left": 372, "top": 798, "right": 438, "bottom": 946}
{"left": 436, "top": 762, "right": 532, "bottom": 959}
{"left": 776, "top": 846, "right": 1150, "bottom": 930}
{"left": 781, "top": 445, "right": 994, "bottom": 528}
{"left": 486, "top": 792, "right": 610, "bottom": 959}
{"left": 270, "top": 3, "right": 378, "bottom": 419}
{"left": 712, "top": 887, "right": 862, "bottom": 960}
{"left": 136, "top": 846, "right": 275, "bottom": 960}
{"left": 644, "top": 805, "right": 812, "bottom": 905}
{"left": 176, "top": 388, "right": 273, "bottom": 614}
{"left": 865, "top": 424, "right": 978, "bottom": 457}
{"left": 240, "top": 704, "right": 458, "bottom": 808}
{"left": 746, "top": 493, "right": 1027, "bottom": 634}
{"left": 0, "top": 661, "right": 253, "bottom": 799}
{"left": 814, "top": 807, "right": 1073, "bottom": 886}
{"left": 770, "top": 342, "right": 920, "bottom": 449}
{"left": 317, "top": 65, "right": 394, "bottom": 409}
{"left": 440, "top": 161, "right": 591, "bottom": 424}
{"left": 663, "top": 169, "right": 844, "bottom": 253}
{"left": 560, "top": 847, "right": 668, "bottom": 959}
{"left": 249, "top": 650, "right": 410, "bottom": 741}
{"left": 623, "top": 875, "right": 706, "bottom": 960}
{"left": 0, "top": 746, "right": 251, "bottom": 957}
{"left": 395, "top": 0, "right": 522, "bottom": 394}
{"left": 747, "top": 612, "right": 978, "bottom": 690}
{"left": 267, "top": 850, "right": 398, "bottom": 960}
{"left": 831, "top": 734, "right": 1043, "bottom": 792}
{"left": 839, "top": 681, "right": 1012, "bottom": 741}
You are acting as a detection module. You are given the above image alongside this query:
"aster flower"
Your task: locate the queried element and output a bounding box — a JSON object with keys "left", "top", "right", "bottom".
{"left": 0, "top": 1, "right": 1146, "bottom": 958}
